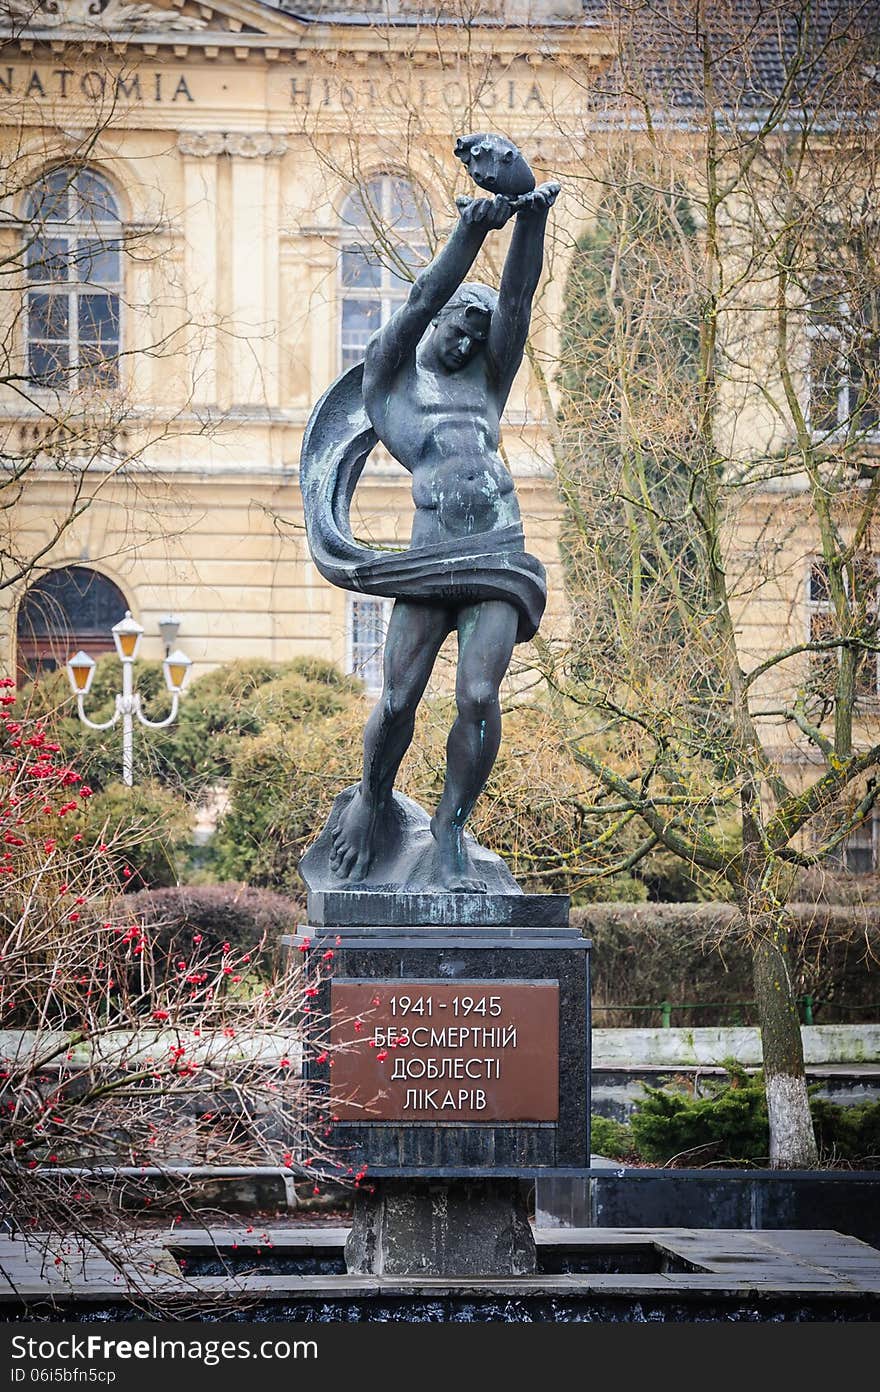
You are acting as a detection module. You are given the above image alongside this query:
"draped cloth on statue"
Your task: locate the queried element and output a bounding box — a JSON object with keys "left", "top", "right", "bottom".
{"left": 299, "top": 363, "right": 547, "bottom": 644}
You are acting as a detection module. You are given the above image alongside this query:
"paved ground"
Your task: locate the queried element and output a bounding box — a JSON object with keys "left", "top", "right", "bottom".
{"left": 1, "top": 1226, "right": 878, "bottom": 1312}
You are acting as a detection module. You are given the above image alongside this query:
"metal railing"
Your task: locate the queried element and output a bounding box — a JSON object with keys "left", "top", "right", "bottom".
{"left": 592, "top": 995, "right": 879, "bottom": 1027}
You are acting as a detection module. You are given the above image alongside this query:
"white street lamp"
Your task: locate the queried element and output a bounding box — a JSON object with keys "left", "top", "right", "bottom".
{"left": 162, "top": 649, "right": 192, "bottom": 694}
{"left": 158, "top": 614, "right": 181, "bottom": 655}
{"left": 111, "top": 611, "right": 144, "bottom": 662}
{"left": 66, "top": 610, "right": 191, "bottom": 787}
{"left": 67, "top": 650, "right": 96, "bottom": 696}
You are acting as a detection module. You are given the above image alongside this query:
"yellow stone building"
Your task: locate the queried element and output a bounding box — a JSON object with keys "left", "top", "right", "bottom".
{"left": 0, "top": 0, "right": 614, "bottom": 690}
{"left": 2, "top": 0, "right": 879, "bottom": 870}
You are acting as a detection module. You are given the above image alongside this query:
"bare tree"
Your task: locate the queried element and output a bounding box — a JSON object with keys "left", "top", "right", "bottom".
{"left": 0, "top": 675, "right": 347, "bottom": 1303}
{"left": 0, "top": 14, "right": 349, "bottom": 1287}
{"left": 547, "top": 0, "right": 880, "bottom": 1166}
{"left": 293, "top": 0, "right": 880, "bottom": 1165}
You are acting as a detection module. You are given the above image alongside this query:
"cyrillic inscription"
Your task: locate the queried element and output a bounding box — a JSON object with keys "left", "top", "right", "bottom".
{"left": 329, "top": 980, "right": 559, "bottom": 1122}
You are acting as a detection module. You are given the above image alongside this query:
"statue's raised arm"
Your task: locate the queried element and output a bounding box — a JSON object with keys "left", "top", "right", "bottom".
{"left": 486, "top": 179, "right": 560, "bottom": 406}
{"left": 364, "top": 134, "right": 559, "bottom": 405}
{"left": 363, "top": 194, "right": 512, "bottom": 387}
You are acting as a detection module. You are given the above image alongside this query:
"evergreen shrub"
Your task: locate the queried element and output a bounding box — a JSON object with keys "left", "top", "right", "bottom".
{"left": 591, "top": 1075, "right": 880, "bottom": 1167}
{"left": 590, "top": 1114, "right": 636, "bottom": 1160}
{"left": 629, "top": 1070, "right": 769, "bottom": 1164}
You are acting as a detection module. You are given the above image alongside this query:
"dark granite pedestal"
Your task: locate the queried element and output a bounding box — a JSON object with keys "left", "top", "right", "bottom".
{"left": 307, "top": 890, "right": 569, "bottom": 928}
{"left": 289, "top": 892, "right": 591, "bottom": 1278}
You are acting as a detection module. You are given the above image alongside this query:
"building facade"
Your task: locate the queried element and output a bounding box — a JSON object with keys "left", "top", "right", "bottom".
{"left": 0, "top": 0, "right": 612, "bottom": 688}
{"left": 3, "top": 0, "right": 880, "bottom": 868}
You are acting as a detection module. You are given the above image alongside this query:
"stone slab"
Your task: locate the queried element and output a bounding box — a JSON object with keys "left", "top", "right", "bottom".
{"left": 306, "top": 890, "right": 570, "bottom": 927}
{"left": 2, "top": 1227, "right": 878, "bottom": 1313}
{"left": 589, "top": 1024, "right": 880, "bottom": 1068}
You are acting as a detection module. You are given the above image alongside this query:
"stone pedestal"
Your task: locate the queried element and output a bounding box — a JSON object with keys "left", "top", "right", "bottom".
{"left": 345, "top": 1178, "right": 536, "bottom": 1276}
{"left": 287, "top": 893, "right": 590, "bottom": 1280}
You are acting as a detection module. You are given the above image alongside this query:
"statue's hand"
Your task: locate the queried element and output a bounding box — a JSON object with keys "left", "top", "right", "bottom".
{"left": 516, "top": 181, "right": 561, "bottom": 214}
{"left": 455, "top": 193, "right": 514, "bottom": 228}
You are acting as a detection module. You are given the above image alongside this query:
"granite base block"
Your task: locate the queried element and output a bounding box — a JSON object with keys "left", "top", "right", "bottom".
{"left": 295, "top": 930, "right": 591, "bottom": 1176}
{"left": 345, "top": 1178, "right": 536, "bottom": 1276}
{"left": 306, "top": 890, "right": 570, "bottom": 928}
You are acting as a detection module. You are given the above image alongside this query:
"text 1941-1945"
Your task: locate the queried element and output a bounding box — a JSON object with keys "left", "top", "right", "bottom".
{"left": 328, "top": 980, "right": 559, "bottom": 1122}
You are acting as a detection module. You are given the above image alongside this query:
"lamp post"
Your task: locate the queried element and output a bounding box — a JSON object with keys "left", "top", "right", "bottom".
{"left": 66, "top": 611, "right": 192, "bottom": 787}
{"left": 158, "top": 614, "right": 181, "bottom": 656}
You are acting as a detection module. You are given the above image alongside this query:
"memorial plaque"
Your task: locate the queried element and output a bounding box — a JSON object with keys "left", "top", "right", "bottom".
{"left": 329, "top": 979, "right": 559, "bottom": 1122}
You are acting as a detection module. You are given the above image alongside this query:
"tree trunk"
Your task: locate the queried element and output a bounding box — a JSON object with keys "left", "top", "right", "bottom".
{"left": 750, "top": 913, "right": 818, "bottom": 1168}
{"left": 740, "top": 798, "right": 818, "bottom": 1169}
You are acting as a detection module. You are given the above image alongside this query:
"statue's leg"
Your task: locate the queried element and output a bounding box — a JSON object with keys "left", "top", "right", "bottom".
{"left": 430, "top": 599, "right": 518, "bottom": 890}
{"left": 329, "top": 600, "right": 451, "bottom": 882}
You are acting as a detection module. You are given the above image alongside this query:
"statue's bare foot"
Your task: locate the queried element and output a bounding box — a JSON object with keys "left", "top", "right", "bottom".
{"left": 430, "top": 816, "right": 488, "bottom": 893}
{"left": 329, "top": 789, "right": 378, "bottom": 882}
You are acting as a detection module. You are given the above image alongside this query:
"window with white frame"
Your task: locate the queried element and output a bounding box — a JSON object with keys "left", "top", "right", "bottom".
{"left": 346, "top": 596, "right": 392, "bottom": 695}
{"left": 25, "top": 166, "right": 122, "bottom": 390}
{"left": 835, "top": 815, "right": 878, "bottom": 874}
{"left": 807, "top": 557, "right": 880, "bottom": 703}
{"left": 807, "top": 275, "right": 880, "bottom": 436}
{"left": 339, "top": 175, "right": 429, "bottom": 372}
{"left": 818, "top": 808, "right": 879, "bottom": 875}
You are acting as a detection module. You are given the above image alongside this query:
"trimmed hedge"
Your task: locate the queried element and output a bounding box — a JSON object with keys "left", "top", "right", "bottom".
{"left": 120, "top": 890, "right": 879, "bottom": 1024}
{"left": 122, "top": 883, "right": 303, "bottom": 968}
{"left": 573, "top": 902, "right": 880, "bottom": 1025}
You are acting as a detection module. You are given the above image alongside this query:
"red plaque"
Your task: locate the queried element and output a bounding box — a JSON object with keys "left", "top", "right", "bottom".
{"left": 329, "top": 979, "right": 559, "bottom": 1122}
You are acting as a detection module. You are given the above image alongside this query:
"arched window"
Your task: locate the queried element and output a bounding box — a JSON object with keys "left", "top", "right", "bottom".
{"left": 16, "top": 566, "right": 129, "bottom": 681}
{"left": 339, "top": 175, "right": 429, "bottom": 371}
{"left": 25, "top": 167, "right": 122, "bottom": 390}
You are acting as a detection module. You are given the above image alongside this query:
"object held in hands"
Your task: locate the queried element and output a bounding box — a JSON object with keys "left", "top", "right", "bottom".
{"left": 454, "top": 132, "right": 536, "bottom": 198}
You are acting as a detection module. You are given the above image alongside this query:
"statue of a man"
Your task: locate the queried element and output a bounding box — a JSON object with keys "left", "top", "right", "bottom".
{"left": 300, "top": 137, "right": 558, "bottom": 894}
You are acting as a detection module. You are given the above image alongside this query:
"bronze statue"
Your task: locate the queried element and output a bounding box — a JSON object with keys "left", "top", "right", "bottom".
{"left": 300, "top": 135, "right": 559, "bottom": 894}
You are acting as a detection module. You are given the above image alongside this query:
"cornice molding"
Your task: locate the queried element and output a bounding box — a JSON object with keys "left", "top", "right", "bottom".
{"left": 2, "top": 0, "right": 208, "bottom": 30}
{"left": 0, "top": 0, "right": 615, "bottom": 62}
{"left": 177, "top": 129, "right": 287, "bottom": 156}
